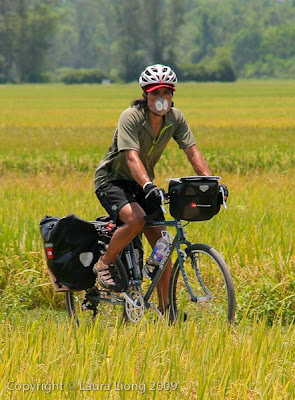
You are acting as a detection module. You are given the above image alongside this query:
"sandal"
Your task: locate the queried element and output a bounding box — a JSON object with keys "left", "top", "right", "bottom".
{"left": 93, "top": 257, "right": 123, "bottom": 292}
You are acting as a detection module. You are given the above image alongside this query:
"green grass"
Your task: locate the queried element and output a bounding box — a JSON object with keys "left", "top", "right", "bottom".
{"left": 0, "top": 171, "right": 294, "bottom": 323}
{"left": 0, "top": 82, "right": 294, "bottom": 175}
{"left": 0, "top": 313, "right": 294, "bottom": 399}
{"left": 0, "top": 81, "right": 295, "bottom": 398}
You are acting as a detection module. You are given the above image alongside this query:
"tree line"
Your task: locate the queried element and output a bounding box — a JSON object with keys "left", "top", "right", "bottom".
{"left": 0, "top": 0, "right": 295, "bottom": 83}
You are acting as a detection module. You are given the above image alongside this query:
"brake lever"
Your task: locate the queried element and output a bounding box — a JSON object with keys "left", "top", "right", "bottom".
{"left": 143, "top": 191, "right": 167, "bottom": 222}
{"left": 160, "top": 190, "right": 167, "bottom": 213}
{"left": 219, "top": 186, "right": 228, "bottom": 210}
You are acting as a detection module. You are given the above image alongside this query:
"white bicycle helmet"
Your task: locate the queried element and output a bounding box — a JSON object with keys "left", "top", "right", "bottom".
{"left": 139, "top": 64, "right": 177, "bottom": 90}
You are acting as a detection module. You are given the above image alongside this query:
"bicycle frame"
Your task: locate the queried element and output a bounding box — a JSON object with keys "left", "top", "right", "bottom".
{"left": 67, "top": 182, "right": 235, "bottom": 323}
{"left": 123, "top": 218, "right": 193, "bottom": 309}
{"left": 82, "top": 216, "right": 211, "bottom": 317}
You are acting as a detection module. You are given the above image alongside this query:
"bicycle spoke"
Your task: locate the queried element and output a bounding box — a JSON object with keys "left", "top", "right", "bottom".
{"left": 65, "top": 288, "right": 125, "bottom": 326}
{"left": 169, "top": 244, "right": 235, "bottom": 324}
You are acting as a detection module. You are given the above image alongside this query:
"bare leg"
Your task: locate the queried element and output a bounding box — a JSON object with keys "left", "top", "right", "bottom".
{"left": 102, "top": 202, "right": 145, "bottom": 264}
{"left": 94, "top": 202, "right": 146, "bottom": 289}
{"left": 143, "top": 226, "right": 172, "bottom": 311}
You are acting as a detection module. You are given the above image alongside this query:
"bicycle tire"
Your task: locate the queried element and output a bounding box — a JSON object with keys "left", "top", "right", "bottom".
{"left": 65, "top": 291, "right": 75, "bottom": 319}
{"left": 65, "top": 290, "right": 97, "bottom": 326}
{"left": 169, "top": 243, "right": 236, "bottom": 323}
{"left": 65, "top": 255, "right": 129, "bottom": 326}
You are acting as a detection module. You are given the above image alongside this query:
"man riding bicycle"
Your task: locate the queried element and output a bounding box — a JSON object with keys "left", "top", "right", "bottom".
{"left": 93, "top": 64, "right": 211, "bottom": 314}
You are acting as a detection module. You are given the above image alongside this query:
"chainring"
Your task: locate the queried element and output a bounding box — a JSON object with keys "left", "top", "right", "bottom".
{"left": 124, "top": 290, "right": 145, "bottom": 323}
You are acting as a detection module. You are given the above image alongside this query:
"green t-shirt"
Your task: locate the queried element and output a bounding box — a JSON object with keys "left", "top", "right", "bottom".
{"left": 94, "top": 106, "right": 196, "bottom": 190}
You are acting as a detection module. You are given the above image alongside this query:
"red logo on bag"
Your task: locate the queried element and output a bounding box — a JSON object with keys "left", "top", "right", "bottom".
{"left": 191, "top": 202, "right": 197, "bottom": 208}
{"left": 46, "top": 248, "right": 54, "bottom": 259}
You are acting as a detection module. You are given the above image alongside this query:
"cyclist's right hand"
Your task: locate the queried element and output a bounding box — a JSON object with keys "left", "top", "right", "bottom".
{"left": 143, "top": 183, "right": 163, "bottom": 209}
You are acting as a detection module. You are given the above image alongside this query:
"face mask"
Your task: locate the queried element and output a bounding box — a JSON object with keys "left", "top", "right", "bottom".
{"left": 149, "top": 96, "right": 171, "bottom": 116}
{"left": 155, "top": 98, "right": 169, "bottom": 112}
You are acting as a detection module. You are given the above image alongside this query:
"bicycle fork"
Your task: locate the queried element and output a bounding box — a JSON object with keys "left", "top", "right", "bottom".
{"left": 177, "top": 247, "right": 213, "bottom": 304}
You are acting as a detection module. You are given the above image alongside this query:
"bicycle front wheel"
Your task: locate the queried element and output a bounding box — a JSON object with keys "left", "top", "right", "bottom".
{"left": 169, "top": 244, "right": 236, "bottom": 323}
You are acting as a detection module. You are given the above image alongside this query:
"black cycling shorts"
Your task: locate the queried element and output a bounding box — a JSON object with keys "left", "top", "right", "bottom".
{"left": 95, "top": 179, "right": 164, "bottom": 224}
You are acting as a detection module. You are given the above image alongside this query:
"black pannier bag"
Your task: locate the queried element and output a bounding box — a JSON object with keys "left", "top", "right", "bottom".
{"left": 40, "top": 214, "right": 115, "bottom": 292}
{"left": 168, "top": 177, "right": 221, "bottom": 221}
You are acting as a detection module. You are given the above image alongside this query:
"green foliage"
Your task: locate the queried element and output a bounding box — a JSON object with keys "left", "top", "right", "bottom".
{"left": 107, "top": 0, "right": 185, "bottom": 82}
{"left": 60, "top": 68, "right": 107, "bottom": 84}
{"left": 0, "top": 53, "right": 4, "bottom": 83}
{"left": 179, "top": 49, "right": 237, "bottom": 82}
{"left": 232, "top": 28, "right": 262, "bottom": 71}
{"left": 178, "top": 0, "right": 295, "bottom": 79}
{"left": 243, "top": 55, "right": 295, "bottom": 79}
{"left": 1, "top": 0, "right": 295, "bottom": 82}
{"left": 0, "top": 0, "right": 58, "bottom": 83}
{"left": 236, "top": 277, "right": 295, "bottom": 325}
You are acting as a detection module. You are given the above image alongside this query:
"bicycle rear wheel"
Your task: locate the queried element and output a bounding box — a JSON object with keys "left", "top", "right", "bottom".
{"left": 169, "top": 244, "right": 236, "bottom": 323}
{"left": 65, "top": 287, "right": 126, "bottom": 326}
{"left": 65, "top": 287, "right": 101, "bottom": 326}
{"left": 65, "top": 254, "right": 129, "bottom": 326}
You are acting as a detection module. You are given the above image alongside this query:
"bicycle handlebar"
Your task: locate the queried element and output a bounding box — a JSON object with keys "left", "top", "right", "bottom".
{"left": 143, "top": 184, "right": 228, "bottom": 222}
{"left": 143, "top": 189, "right": 168, "bottom": 222}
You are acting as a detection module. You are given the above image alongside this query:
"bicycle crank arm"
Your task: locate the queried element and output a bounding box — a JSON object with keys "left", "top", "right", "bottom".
{"left": 148, "top": 302, "right": 165, "bottom": 321}
{"left": 122, "top": 292, "right": 143, "bottom": 309}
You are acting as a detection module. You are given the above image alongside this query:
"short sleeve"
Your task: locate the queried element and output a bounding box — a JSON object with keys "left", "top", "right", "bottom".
{"left": 117, "top": 108, "right": 141, "bottom": 152}
{"left": 172, "top": 109, "right": 196, "bottom": 149}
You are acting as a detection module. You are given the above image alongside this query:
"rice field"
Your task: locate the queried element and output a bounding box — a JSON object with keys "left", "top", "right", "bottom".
{"left": 0, "top": 81, "right": 295, "bottom": 399}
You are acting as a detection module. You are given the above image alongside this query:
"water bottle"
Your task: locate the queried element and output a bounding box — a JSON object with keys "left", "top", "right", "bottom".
{"left": 143, "top": 231, "right": 172, "bottom": 279}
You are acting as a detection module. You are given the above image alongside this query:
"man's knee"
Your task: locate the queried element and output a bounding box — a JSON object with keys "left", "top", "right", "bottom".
{"left": 119, "top": 203, "right": 145, "bottom": 233}
{"left": 125, "top": 214, "right": 145, "bottom": 233}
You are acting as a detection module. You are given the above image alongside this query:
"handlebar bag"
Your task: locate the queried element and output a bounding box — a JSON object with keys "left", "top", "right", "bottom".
{"left": 40, "top": 214, "right": 114, "bottom": 292}
{"left": 168, "top": 178, "right": 220, "bottom": 221}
